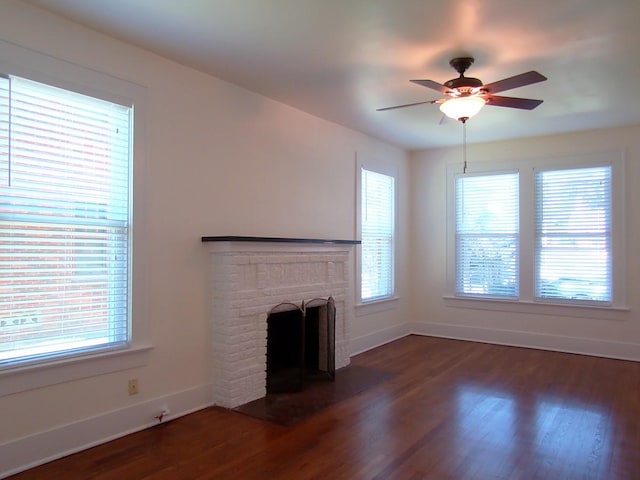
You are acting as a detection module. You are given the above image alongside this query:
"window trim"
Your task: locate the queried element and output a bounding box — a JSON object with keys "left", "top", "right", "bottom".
{"left": 0, "top": 39, "right": 150, "bottom": 396}
{"left": 445, "top": 150, "right": 627, "bottom": 315}
{"left": 355, "top": 154, "right": 399, "bottom": 307}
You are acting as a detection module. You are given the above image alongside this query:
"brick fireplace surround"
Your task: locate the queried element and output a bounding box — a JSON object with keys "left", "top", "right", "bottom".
{"left": 202, "top": 236, "right": 359, "bottom": 408}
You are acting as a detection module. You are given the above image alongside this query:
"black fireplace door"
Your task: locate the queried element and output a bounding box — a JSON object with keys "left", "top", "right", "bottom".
{"left": 266, "top": 298, "right": 336, "bottom": 394}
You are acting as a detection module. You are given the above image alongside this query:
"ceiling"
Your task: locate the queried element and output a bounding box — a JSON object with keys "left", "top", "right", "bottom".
{"left": 24, "top": 0, "right": 640, "bottom": 150}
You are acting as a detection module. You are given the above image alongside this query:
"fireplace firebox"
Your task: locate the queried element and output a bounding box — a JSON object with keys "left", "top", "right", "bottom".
{"left": 266, "top": 297, "right": 336, "bottom": 393}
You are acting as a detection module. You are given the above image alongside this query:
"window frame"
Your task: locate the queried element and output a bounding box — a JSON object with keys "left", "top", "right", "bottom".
{"left": 0, "top": 40, "right": 150, "bottom": 397}
{"left": 355, "top": 155, "right": 398, "bottom": 308}
{"left": 534, "top": 165, "right": 613, "bottom": 306}
{"left": 445, "top": 151, "right": 627, "bottom": 317}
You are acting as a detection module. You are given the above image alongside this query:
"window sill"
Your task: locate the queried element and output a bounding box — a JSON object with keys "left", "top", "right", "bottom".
{"left": 0, "top": 344, "right": 153, "bottom": 397}
{"left": 355, "top": 296, "right": 400, "bottom": 316}
{"left": 443, "top": 295, "right": 629, "bottom": 320}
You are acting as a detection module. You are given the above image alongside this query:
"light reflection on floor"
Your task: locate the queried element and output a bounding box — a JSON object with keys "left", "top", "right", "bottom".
{"left": 454, "top": 385, "right": 612, "bottom": 478}
{"left": 534, "top": 398, "right": 611, "bottom": 477}
{"left": 455, "top": 386, "right": 517, "bottom": 478}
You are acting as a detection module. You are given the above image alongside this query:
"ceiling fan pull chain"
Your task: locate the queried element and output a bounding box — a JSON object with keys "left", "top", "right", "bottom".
{"left": 463, "top": 121, "right": 467, "bottom": 174}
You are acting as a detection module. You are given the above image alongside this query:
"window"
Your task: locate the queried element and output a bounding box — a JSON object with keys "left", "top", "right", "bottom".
{"left": 455, "top": 172, "right": 519, "bottom": 298}
{"left": 536, "top": 166, "right": 611, "bottom": 303}
{"left": 0, "top": 74, "right": 131, "bottom": 367}
{"left": 447, "top": 153, "right": 624, "bottom": 310}
{"left": 359, "top": 165, "right": 396, "bottom": 303}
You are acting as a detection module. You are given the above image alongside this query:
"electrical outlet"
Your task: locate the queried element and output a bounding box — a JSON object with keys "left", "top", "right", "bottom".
{"left": 128, "top": 378, "right": 138, "bottom": 395}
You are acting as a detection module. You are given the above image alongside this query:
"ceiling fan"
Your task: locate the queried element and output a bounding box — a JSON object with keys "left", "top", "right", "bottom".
{"left": 377, "top": 57, "right": 547, "bottom": 122}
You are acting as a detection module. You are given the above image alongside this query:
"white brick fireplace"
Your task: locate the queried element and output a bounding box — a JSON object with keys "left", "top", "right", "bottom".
{"left": 203, "top": 237, "right": 357, "bottom": 408}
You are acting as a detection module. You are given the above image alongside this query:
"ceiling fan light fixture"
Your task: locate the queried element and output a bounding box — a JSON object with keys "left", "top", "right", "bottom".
{"left": 439, "top": 95, "right": 486, "bottom": 121}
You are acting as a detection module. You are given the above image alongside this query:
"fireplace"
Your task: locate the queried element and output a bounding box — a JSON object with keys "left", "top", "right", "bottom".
{"left": 202, "top": 236, "right": 358, "bottom": 408}
{"left": 266, "top": 298, "right": 335, "bottom": 393}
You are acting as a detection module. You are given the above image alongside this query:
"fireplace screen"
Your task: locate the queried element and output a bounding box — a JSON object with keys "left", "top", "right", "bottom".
{"left": 266, "top": 297, "right": 336, "bottom": 394}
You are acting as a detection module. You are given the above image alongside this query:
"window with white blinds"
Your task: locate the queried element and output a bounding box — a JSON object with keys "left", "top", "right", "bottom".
{"left": 448, "top": 153, "right": 623, "bottom": 311}
{"left": 535, "top": 166, "right": 612, "bottom": 303}
{"left": 360, "top": 167, "right": 395, "bottom": 302}
{"left": 455, "top": 172, "right": 519, "bottom": 298}
{"left": 0, "top": 74, "right": 132, "bottom": 367}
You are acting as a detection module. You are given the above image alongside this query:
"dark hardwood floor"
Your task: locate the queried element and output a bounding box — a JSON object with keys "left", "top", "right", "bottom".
{"left": 9, "top": 335, "right": 640, "bottom": 479}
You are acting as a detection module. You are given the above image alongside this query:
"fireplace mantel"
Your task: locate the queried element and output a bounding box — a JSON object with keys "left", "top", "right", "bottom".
{"left": 202, "top": 235, "right": 360, "bottom": 245}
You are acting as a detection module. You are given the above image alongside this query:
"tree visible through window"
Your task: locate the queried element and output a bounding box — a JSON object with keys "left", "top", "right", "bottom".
{"left": 0, "top": 74, "right": 132, "bottom": 366}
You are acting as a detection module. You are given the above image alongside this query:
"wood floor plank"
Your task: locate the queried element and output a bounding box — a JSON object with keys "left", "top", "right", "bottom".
{"left": 8, "top": 335, "right": 640, "bottom": 479}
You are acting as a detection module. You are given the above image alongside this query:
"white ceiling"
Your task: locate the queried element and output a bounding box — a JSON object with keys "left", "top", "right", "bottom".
{"left": 24, "top": 0, "right": 640, "bottom": 150}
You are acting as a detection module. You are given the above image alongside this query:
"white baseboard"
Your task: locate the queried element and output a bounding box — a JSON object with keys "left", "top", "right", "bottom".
{"left": 350, "top": 323, "right": 411, "bottom": 356}
{"left": 409, "top": 321, "right": 640, "bottom": 362}
{"left": 0, "top": 384, "right": 213, "bottom": 479}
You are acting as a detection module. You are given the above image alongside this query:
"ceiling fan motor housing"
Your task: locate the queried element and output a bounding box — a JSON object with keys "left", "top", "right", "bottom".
{"left": 444, "top": 77, "right": 483, "bottom": 90}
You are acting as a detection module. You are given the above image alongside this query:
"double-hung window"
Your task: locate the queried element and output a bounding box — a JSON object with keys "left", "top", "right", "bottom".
{"left": 448, "top": 153, "right": 623, "bottom": 309}
{"left": 535, "top": 166, "right": 611, "bottom": 303}
{"left": 358, "top": 163, "right": 396, "bottom": 303}
{"left": 455, "top": 172, "right": 519, "bottom": 298}
{"left": 0, "top": 74, "right": 132, "bottom": 367}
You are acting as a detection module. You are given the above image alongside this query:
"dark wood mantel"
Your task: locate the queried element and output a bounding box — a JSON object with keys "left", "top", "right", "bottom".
{"left": 201, "top": 236, "right": 360, "bottom": 245}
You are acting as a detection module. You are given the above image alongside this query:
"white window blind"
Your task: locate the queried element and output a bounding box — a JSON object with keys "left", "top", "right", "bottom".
{"left": 456, "top": 172, "right": 519, "bottom": 298}
{"left": 0, "top": 74, "right": 132, "bottom": 367}
{"left": 535, "top": 166, "right": 611, "bottom": 303}
{"left": 360, "top": 167, "right": 395, "bottom": 302}
{"left": 0, "top": 75, "right": 8, "bottom": 187}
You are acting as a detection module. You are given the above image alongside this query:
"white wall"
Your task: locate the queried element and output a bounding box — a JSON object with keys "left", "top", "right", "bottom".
{"left": 0, "top": 1, "right": 409, "bottom": 474}
{"left": 410, "top": 125, "right": 640, "bottom": 358}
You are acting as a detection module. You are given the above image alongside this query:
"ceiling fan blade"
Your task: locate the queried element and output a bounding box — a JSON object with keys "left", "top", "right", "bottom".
{"left": 482, "top": 71, "right": 547, "bottom": 94}
{"left": 376, "top": 100, "right": 437, "bottom": 111}
{"left": 486, "top": 95, "right": 543, "bottom": 110}
{"left": 410, "top": 79, "right": 449, "bottom": 93}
